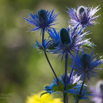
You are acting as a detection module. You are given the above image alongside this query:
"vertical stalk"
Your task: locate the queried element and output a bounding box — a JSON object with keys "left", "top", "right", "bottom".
{"left": 76, "top": 74, "right": 86, "bottom": 103}
{"left": 42, "top": 29, "right": 58, "bottom": 82}
{"left": 64, "top": 93, "right": 68, "bottom": 103}
{"left": 79, "top": 75, "right": 85, "bottom": 94}
{"left": 64, "top": 52, "right": 68, "bottom": 90}
{"left": 64, "top": 52, "right": 68, "bottom": 103}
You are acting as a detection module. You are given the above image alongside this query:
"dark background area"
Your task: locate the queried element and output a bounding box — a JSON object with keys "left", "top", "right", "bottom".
{"left": 0, "top": 0, "right": 103, "bottom": 103}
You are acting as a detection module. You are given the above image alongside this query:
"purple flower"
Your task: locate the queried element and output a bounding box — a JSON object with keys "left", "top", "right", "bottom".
{"left": 72, "top": 51, "right": 103, "bottom": 80}
{"left": 49, "top": 24, "right": 90, "bottom": 60}
{"left": 24, "top": 9, "right": 58, "bottom": 33}
{"left": 67, "top": 5, "right": 100, "bottom": 27}
{"left": 90, "top": 80, "right": 103, "bottom": 103}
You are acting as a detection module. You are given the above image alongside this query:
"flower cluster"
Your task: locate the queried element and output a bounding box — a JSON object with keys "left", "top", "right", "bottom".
{"left": 48, "top": 25, "right": 91, "bottom": 60}
{"left": 25, "top": 5, "right": 102, "bottom": 103}
{"left": 44, "top": 73, "right": 82, "bottom": 94}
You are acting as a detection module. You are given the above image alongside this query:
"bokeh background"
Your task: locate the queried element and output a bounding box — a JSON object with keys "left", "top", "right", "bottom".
{"left": 0, "top": 0, "right": 103, "bottom": 103}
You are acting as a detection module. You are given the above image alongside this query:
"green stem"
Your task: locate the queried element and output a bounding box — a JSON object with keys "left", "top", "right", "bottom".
{"left": 76, "top": 74, "right": 86, "bottom": 103}
{"left": 42, "top": 29, "right": 58, "bottom": 82}
{"left": 64, "top": 93, "right": 68, "bottom": 103}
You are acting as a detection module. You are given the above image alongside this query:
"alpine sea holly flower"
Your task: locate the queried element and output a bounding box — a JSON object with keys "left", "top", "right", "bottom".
{"left": 72, "top": 51, "right": 103, "bottom": 80}
{"left": 43, "top": 73, "right": 82, "bottom": 95}
{"left": 67, "top": 5, "right": 100, "bottom": 27}
{"left": 72, "top": 87, "right": 92, "bottom": 102}
{"left": 49, "top": 24, "right": 90, "bottom": 60}
{"left": 90, "top": 80, "right": 103, "bottom": 103}
{"left": 24, "top": 9, "right": 58, "bottom": 33}
{"left": 34, "top": 39, "right": 50, "bottom": 52}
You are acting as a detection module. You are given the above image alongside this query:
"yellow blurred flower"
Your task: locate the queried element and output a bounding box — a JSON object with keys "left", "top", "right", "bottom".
{"left": 26, "top": 91, "right": 63, "bottom": 103}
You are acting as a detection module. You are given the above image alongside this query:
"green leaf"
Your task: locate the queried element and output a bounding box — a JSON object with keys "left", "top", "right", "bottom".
{"left": 67, "top": 83, "right": 77, "bottom": 89}
{"left": 52, "top": 81, "right": 64, "bottom": 93}
{"left": 53, "top": 85, "right": 60, "bottom": 91}
{"left": 58, "top": 81, "right": 64, "bottom": 91}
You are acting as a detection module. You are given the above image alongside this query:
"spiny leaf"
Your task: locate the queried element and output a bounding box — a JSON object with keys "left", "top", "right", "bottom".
{"left": 67, "top": 83, "right": 77, "bottom": 89}
{"left": 53, "top": 85, "right": 60, "bottom": 91}
{"left": 52, "top": 81, "right": 64, "bottom": 92}
{"left": 58, "top": 81, "right": 64, "bottom": 91}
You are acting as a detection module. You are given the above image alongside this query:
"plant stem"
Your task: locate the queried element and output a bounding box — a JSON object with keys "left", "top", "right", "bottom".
{"left": 64, "top": 52, "right": 68, "bottom": 90}
{"left": 42, "top": 29, "right": 58, "bottom": 82}
{"left": 76, "top": 75, "right": 86, "bottom": 103}
{"left": 64, "top": 93, "right": 68, "bottom": 103}
{"left": 64, "top": 52, "right": 68, "bottom": 103}
{"left": 79, "top": 76, "right": 85, "bottom": 94}
{"left": 44, "top": 51, "right": 58, "bottom": 81}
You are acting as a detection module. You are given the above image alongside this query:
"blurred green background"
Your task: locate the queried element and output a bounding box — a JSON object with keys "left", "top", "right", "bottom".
{"left": 0, "top": 0, "right": 103, "bottom": 103}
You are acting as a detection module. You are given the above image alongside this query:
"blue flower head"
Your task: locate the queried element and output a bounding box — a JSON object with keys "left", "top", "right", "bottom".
{"left": 67, "top": 5, "right": 100, "bottom": 27}
{"left": 43, "top": 73, "right": 82, "bottom": 95}
{"left": 49, "top": 24, "right": 91, "bottom": 60}
{"left": 73, "top": 87, "right": 92, "bottom": 103}
{"left": 34, "top": 39, "right": 50, "bottom": 52}
{"left": 72, "top": 51, "right": 103, "bottom": 80}
{"left": 24, "top": 9, "right": 58, "bottom": 33}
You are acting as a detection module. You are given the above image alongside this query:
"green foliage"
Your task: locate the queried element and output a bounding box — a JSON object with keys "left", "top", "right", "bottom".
{"left": 53, "top": 81, "right": 64, "bottom": 92}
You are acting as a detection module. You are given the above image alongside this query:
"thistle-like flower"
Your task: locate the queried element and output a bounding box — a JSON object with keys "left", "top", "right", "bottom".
{"left": 49, "top": 24, "right": 90, "bottom": 60}
{"left": 67, "top": 5, "right": 100, "bottom": 27}
{"left": 43, "top": 73, "right": 82, "bottom": 95}
{"left": 34, "top": 39, "right": 50, "bottom": 52}
{"left": 72, "top": 87, "right": 92, "bottom": 102}
{"left": 24, "top": 9, "right": 58, "bottom": 33}
{"left": 90, "top": 80, "right": 103, "bottom": 103}
{"left": 72, "top": 51, "right": 103, "bottom": 80}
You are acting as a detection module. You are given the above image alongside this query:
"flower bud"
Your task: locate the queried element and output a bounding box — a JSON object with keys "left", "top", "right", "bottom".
{"left": 77, "top": 6, "right": 85, "bottom": 15}
{"left": 60, "top": 28, "right": 71, "bottom": 44}
{"left": 80, "top": 53, "right": 91, "bottom": 68}
{"left": 38, "top": 9, "right": 48, "bottom": 23}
